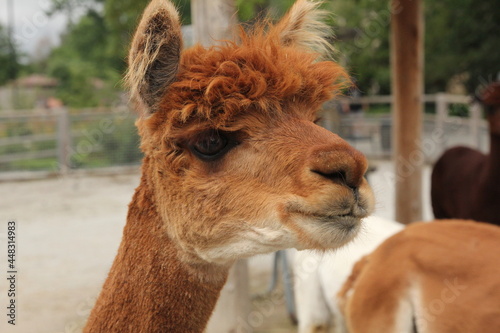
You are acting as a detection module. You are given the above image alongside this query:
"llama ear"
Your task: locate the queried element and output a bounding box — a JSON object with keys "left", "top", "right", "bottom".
{"left": 273, "top": 0, "right": 333, "bottom": 55}
{"left": 125, "top": 0, "right": 183, "bottom": 114}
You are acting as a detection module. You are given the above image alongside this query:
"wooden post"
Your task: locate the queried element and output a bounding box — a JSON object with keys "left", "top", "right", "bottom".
{"left": 191, "top": 2, "right": 252, "bottom": 332}
{"left": 391, "top": 0, "right": 424, "bottom": 224}
{"left": 57, "top": 107, "right": 71, "bottom": 174}
{"left": 191, "top": 0, "right": 237, "bottom": 46}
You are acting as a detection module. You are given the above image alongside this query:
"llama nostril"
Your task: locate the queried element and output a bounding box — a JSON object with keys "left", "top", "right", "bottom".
{"left": 311, "top": 168, "right": 362, "bottom": 191}
{"left": 312, "top": 169, "right": 348, "bottom": 186}
{"left": 309, "top": 143, "right": 368, "bottom": 189}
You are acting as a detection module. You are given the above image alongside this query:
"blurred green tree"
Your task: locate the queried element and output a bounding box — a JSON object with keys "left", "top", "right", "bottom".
{"left": 236, "top": 0, "right": 295, "bottom": 21}
{"left": 104, "top": 0, "right": 191, "bottom": 73}
{"left": 330, "top": 0, "right": 500, "bottom": 95}
{"left": 43, "top": 0, "right": 499, "bottom": 103}
{"left": 0, "top": 24, "right": 20, "bottom": 85}
{"left": 329, "top": 0, "right": 394, "bottom": 95}
{"left": 425, "top": 0, "right": 500, "bottom": 93}
{"left": 46, "top": 8, "right": 120, "bottom": 106}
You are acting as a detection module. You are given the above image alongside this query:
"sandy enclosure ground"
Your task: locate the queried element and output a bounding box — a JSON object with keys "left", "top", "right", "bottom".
{"left": 0, "top": 161, "right": 433, "bottom": 333}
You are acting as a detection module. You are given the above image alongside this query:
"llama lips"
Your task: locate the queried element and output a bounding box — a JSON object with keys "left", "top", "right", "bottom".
{"left": 313, "top": 213, "right": 355, "bottom": 222}
{"left": 291, "top": 209, "right": 363, "bottom": 225}
{"left": 316, "top": 214, "right": 361, "bottom": 229}
{"left": 313, "top": 203, "right": 371, "bottom": 222}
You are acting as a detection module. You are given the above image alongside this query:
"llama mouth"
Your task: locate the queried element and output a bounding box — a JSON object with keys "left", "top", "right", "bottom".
{"left": 313, "top": 213, "right": 360, "bottom": 225}
{"left": 286, "top": 200, "right": 371, "bottom": 228}
{"left": 305, "top": 204, "right": 370, "bottom": 220}
{"left": 286, "top": 207, "right": 366, "bottom": 249}
{"left": 292, "top": 210, "right": 362, "bottom": 224}
{"left": 305, "top": 213, "right": 363, "bottom": 243}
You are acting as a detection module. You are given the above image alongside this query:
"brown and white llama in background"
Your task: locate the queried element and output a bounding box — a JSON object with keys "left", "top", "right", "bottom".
{"left": 431, "top": 82, "right": 500, "bottom": 225}
{"left": 337, "top": 220, "right": 500, "bottom": 333}
{"left": 84, "top": 0, "right": 374, "bottom": 331}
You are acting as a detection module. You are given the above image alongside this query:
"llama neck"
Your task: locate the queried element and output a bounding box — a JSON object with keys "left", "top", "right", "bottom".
{"left": 487, "top": 133, "right": 500, "bottom": 184}
{"left": 84, "top": 173, "right": 228, "bottom": 333}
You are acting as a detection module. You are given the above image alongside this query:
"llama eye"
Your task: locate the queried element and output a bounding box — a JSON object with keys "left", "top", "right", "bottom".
{"left": 191, "top": 131, "right": 229, "bottom": 160}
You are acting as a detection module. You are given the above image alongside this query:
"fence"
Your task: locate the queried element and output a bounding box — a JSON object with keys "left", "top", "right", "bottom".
{"left": 320, "top": 93, "right": 488, "bottom": 162}
{"left": 0, "top": 93, "right": 489, "bottom": 179}
{"left": 0, "top": 106, "right": 141, "bottom": 177}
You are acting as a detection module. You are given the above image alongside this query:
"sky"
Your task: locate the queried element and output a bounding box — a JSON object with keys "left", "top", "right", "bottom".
{"left": 0, "top": 0, "right": 69, "bottom": 59}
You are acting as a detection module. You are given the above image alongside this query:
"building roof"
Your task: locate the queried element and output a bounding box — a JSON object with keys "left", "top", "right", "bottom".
{"left": 15, "top": 74, "right": 59, "bottom": 88}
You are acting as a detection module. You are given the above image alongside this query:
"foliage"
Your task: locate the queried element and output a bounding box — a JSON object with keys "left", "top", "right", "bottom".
{"left": 8, "top": 158, "right": 57, "bottom": 171}
{"left": 0, "top": 24, "right": 20, "bottom": 85}
{"left": 102, "top": 0, "right": 150, "bottom": 73}
{"left": 43, "top": 0, "right": 191, "bottom": 107}
{"left": 71, "top": 118, "right": 142, "bottom": 167}
{"left": 237, "top": 0, "right": 293, "bottom": 22}
{"left": 329, "top": 0, "right": 393, "bottom": 95}
{"left": 425, "top": 0, "right": 500, "bottom": 93}
{"left": 39, "top": 0, "right": 500, "bottom": 106}
{"left": 46, "top": 8, "right": 121, "bottom": 107}
{"left": 46, "top": 0, "right": 105, "bottom": 28}
{"left": 100, "top": 119, "right": 142, "bottom": 164}
{"left": 103, "top": 0, "right": 190, "bottom": 73}
{"left": 330, "top": 0, "right": 500, "bottom": 95}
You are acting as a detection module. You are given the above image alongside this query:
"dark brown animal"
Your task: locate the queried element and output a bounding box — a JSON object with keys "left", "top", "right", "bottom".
{"left": 84, "top": 1, "right": 374, "bottom": 332}
{"left": 431, "top": 82, "right": 500, "bottom": 225}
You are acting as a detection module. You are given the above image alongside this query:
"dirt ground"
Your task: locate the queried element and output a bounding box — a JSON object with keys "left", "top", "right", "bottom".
{"left": 0, "top": 161, "right": 433, "bottom": 333}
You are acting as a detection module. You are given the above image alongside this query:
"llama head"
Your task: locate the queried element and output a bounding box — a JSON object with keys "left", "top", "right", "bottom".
{"left": 126, "top": 0, "right": 374, "bottom": 267}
